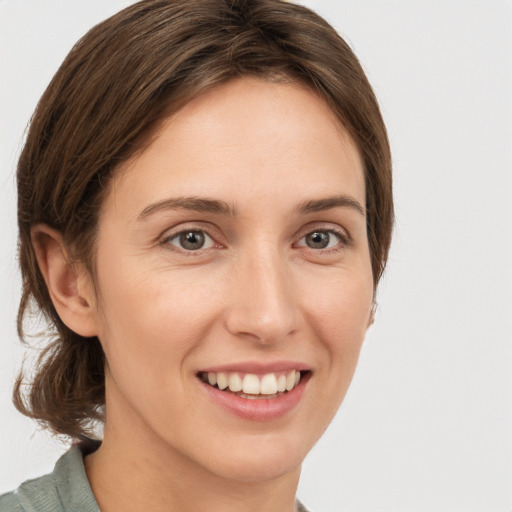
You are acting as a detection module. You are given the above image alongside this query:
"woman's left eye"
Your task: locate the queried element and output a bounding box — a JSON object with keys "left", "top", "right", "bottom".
{"left": 165, "top": 230, "right": 216, "bottom": 251}
{"left": 296, "top": 230, "right": 343, "bottom": 250}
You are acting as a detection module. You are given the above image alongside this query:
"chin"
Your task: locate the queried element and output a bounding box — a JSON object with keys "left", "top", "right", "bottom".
{"left": 198, "top": 431, "right": 310, "bottom": 483}
{"left": 213, "top": 453, "right": 303, "bottom": 484}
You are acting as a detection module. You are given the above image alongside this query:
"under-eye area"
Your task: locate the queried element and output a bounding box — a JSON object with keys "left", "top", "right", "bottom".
{"left": 198, "top": 370, "right": 312, "bottom": 399}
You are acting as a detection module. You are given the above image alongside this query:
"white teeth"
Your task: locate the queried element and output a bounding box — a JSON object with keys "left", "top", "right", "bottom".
{"left": 203, "top": 370, "right": 305, "bottom": 395}
{"left": 260, "top": 373, "right": 278, "bottom": 395}
{"left": 286, "top": 370, "right": 296, "bottom": 391}
{"left": 228, "top": 373, "right": 243, "bottom": 392}
{"left": 217, "top": 372, "right": 228, "bottom": 390}
{"left": 242, "top": 374, "right": 260, "bottom": 394}
{"left": 277, "top": 374, "right": 287, "bottom": 392}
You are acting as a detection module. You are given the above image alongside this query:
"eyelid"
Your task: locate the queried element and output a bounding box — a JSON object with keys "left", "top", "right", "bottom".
{"left": 159, "top": 222, "right": 224, "bottom": 252}
{"left": 293, "top": 224, "right": 353, "bottom": 252}
{"left": 165, "top": 230, "right": 215, "bottom": 249}
{"left": 295, "top": 222, "right": 351, "bottom": 242}
{"left": 157, "top": 221, "right": 352, "bottom": 254}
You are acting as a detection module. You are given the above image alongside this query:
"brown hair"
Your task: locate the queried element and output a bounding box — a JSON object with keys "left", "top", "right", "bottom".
{"left": 14, "top": 0, "right": 393, "bottom": 439}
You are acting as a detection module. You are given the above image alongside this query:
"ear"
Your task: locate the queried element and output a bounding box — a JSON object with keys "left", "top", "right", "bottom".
{"left": 31, "top": 224, "right": 98, "bottom": 337}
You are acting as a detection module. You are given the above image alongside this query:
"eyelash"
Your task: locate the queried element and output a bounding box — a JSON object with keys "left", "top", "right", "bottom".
{"left": 294, "top": 227, "right": 351, "bottom": 253}
{"left": 160, "top": 225, "right": 351, "bottom": 255}
{"left": 160, "top": 228, "right": 219, "bottom": 256}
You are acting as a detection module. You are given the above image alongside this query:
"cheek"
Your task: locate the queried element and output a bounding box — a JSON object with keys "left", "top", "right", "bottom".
{"left": 292, "top": 268, "right": 373, "bottom": 446}
{"left": 299, "top": 265, "right": 373, "bottom": 416}
{"left": 301, "top": 267, "right": 373, "bottom": 346}
{"left": 92, "top": 267, "right": 217, "bottom": 430}
{"left": 94, "top": 260, "right": 221, "bottom": 374}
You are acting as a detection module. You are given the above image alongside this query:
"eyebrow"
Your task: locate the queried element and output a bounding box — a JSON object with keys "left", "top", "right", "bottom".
{"left": 137, "top": 196, "right": 237, "bottom": 221}
{"left": 137, "top": 193, "right": 365, "bottom": 222}
{"left": 296, "top": 195, "right": 366, "bottom": 216}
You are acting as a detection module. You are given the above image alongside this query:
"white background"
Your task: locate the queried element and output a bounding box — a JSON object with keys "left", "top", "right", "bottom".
{"left": 1, "top": 1, "right": 511, "bottom": 511}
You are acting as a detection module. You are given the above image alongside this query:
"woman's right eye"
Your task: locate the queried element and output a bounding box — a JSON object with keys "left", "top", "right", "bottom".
{"left": 164, "top": 230, "right": 216, "bottom": 251}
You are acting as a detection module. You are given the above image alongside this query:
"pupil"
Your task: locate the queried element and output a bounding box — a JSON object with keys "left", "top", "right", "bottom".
{"left": 307, "top": 231, "right": 329, "bottom": 249}
{"left": 180, "top": 231, "right": 205, "bottom": 250}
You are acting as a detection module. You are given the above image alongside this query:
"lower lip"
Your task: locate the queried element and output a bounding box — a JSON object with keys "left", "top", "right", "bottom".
{"left": 200, "top": 373, "right": 310, "bottom": 421}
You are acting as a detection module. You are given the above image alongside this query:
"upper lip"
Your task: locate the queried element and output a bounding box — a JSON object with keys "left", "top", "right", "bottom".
{"left": 198, "top": 361, "right": 311, "bottom": 374}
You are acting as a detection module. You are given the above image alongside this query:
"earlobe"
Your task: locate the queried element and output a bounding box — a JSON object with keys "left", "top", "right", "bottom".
{"left": 31, "top": 224, "right": 98, "bottom": 337}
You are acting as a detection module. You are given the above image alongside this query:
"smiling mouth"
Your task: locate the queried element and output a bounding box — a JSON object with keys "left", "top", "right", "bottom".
{"left": 198, "top": 370, "right": 309, "bottom": 399}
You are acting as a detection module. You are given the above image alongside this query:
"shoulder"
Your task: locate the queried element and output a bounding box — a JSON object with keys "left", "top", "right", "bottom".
{"left": 0, "top": 491, "right": 23, "bottom": 512}
{"left": 0, "top": 442, "right": 100, "bottom": 512}
{"left": 0, "top": 472, "right": 62, "bottom": 512}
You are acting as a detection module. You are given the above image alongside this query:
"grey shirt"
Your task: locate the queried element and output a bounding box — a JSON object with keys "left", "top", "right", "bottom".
{"left": 0, "top": 444, "right": 99, "bottom": 512}
{"left": 0, "top": 444, "right": 310, "bottom": 511}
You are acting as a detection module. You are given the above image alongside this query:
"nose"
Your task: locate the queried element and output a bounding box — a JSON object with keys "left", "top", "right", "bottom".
{"left": 223, "top": 248, "right": 299, "bottom": 346}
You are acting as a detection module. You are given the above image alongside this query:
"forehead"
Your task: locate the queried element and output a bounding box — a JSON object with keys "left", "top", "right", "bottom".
{"left": 106, "top": 76, "right": 365, "bottom": 219}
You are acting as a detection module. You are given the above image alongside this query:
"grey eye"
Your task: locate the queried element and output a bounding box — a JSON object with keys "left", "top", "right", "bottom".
{"left": 167, "top": 230, "right": 215, "bottom": 251}
{"left": 298, "top": 230, "right": 341, "bottom": 250}
{"left": 306, "top": 231, "right": 329, "bottom": 249}
{"left": 180, "top": 231, "right": 205, "bottom": 250}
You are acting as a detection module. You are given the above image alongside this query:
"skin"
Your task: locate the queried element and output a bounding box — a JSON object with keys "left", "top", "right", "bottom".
{"left": 33, "top": 77, "right": 374, "bottom": 512}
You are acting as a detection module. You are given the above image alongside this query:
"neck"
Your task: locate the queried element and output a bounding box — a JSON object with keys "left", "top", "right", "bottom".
{"left": 84, "top": 396, "right": 301, "bottom": 512}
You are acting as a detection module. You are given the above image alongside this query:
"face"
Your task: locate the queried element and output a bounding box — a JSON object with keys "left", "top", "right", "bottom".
{"left": 89, "top": 77, "right": 373, "bottom": 483}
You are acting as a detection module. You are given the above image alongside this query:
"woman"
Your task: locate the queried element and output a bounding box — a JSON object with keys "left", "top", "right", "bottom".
{"left": 1, "top": 0, "right": 392, "bottom": 510}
